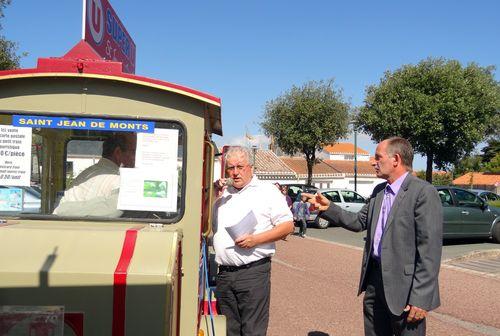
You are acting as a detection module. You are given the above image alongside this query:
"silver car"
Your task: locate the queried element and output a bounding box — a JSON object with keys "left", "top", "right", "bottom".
{"left": 308, "top": 188, "right": 367, "bottom": 228}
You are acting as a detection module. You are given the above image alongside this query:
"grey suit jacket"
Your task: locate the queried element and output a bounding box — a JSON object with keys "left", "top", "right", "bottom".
{"left": 320, "top": 174, "right": 442, "bottom": 315}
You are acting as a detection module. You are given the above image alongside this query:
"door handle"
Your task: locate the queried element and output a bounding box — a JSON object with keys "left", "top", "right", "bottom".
{"left": 461, "top": 211, "right": 469, "bottom": 215}
{"left": 345, "top": 205, "right": 350, "bottom": 208}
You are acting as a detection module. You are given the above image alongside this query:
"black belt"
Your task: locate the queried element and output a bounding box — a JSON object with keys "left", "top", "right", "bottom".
{"left": 219, "top": 257, "right": 271, "bottom": 272}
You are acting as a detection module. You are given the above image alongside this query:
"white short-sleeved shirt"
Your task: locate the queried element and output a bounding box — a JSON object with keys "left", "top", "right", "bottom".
{"left": 213, "top": 176, "right": 293, "bottom": 266}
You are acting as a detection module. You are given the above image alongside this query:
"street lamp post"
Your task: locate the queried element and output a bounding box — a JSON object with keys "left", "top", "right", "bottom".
{"left": 349, "top": 121, "right": 358, "bottom": 192}
{"left": 252, "top": 145, "right": 258, "bottom": 170}
{"left": 353, "top": 126, "right": 357, "bottom": 192}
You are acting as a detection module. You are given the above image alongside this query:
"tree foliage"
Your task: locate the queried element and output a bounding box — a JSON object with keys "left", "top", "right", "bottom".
{"left": 481, "top": 139, "right": 500, "bottom": 163}
{"left": 415, "top": 171, "right": 452, "bottom": 186}
{"left": 453, "top": 155, "right": 483, "bottom": 177}
{"left": 483, "top": 153, "right": 500, "bottom": 173}
{"left": 0, "top": 0, "right": 22, "bottom": 70}
{"left": 261, "top": 79, "right": 350, "bottom": 185}
{"left": 358, "top": 57, "right": 500, "bottom": 183}
{"left": 453, "top": 138, "right": 500, "bottom": 175}
{"left": 0, "top": 0, "right": 9, "bottom": 21}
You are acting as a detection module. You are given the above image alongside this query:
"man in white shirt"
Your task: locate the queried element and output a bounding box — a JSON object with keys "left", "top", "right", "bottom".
{"left": 53, "top": 132, "right": 136, "bottom": 217}
{"left": 213, "top": 146, "right": 294, "bottom": 336}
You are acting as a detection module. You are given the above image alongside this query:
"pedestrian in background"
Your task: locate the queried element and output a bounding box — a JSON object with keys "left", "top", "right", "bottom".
{"left": 281, "top": 185, "right": 293, "bottom": 210}
{"left": 292, "top": 193, "right": 310, "bottom": 238}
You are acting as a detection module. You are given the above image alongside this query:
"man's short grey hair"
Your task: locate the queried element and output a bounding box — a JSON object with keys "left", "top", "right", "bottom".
{"left": 224, "top": 146, "right": 255, "bottom": 166}
{"left": 386, "top": 137, "right": 414, "bottom": 170}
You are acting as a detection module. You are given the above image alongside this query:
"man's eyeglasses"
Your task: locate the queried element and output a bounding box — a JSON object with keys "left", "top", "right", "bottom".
{"left": 226, "top": 165, "right": 250, "bottom": 172}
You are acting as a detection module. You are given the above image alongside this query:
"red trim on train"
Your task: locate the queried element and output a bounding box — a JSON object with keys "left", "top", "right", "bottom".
{"left": 0, "top": 40, "right": 221, "bottom": 106}
{"left": 112, "top": 229, "right": 138, "bottom": 336}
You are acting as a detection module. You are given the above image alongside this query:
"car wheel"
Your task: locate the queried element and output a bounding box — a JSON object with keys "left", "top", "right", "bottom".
{"left": 492, "top": 222, "right": 500, "bottom": 244}
{"left": 315, "top": 217, "right": 329, "bottom": 229}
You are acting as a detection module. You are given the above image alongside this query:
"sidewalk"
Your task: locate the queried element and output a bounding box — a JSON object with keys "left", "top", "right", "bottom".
{"left": 268, "top": 236, "right": 500, "bottom": 336}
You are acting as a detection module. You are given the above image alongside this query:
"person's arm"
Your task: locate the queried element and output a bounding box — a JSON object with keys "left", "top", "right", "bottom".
{"left": 405, "top": 183, "right": 443, "bottom": 321}
{"left": 235, "top": 221, "right": 294, "bottom": 248}
{"left": 236, "top": 185, "right": 294, "bottom": 248}
{"left": 303, "top": 192, "right": 368, "bottom": 232}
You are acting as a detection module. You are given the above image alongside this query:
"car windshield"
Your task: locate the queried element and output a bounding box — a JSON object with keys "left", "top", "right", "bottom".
{"left": 0, "top": 113, "right": 185, "bottom": 222}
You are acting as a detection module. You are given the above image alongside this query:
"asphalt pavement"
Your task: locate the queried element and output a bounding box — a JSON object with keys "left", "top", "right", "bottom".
{"left": 305, "top": 226, "right": 500, "bottom": 262}
{"left": 267, "top": 233, "right": 500, "bottom": 336}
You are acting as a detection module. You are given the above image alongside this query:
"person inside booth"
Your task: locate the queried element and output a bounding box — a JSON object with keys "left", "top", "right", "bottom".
{"left": 53, "top": 132, "right": 136, "bottom": 217}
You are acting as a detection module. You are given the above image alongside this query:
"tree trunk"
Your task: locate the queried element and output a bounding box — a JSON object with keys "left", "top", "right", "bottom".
{"left": 426, "top": 152, "right": 433, "bottom": 183}
{"left": 305, "top": 150, "right": 315, "bottom": 186}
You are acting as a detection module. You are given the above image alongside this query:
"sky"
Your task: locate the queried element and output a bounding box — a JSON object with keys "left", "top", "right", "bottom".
{"left": 2, "top": 0, "right": 499, "bottom": 170}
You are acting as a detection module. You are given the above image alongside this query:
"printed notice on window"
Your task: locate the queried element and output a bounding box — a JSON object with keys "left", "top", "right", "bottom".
{"left": 117, "top": 168, "right": 178, "bottom": 212}
{"left": 0, "top": 126, "right": 32, "bottom": 186}
{"left": 135, "top": 128, "right": 179, "bottom": 170}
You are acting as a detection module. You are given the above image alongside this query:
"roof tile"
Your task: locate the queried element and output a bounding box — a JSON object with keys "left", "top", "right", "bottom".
{"left": 254, "top": 150, "right": 295, "bottom": 175}
{"left": 323, "top": 143, "right": 369, "bottom": 155}
{"left": 453, "top": 172, "right": 500, "bottom": 186}
{"left": 324, "top": 160, "right": 377, "bottom": 176}
{"left": 279, "top": 157, "right": 342, "bottom": 177}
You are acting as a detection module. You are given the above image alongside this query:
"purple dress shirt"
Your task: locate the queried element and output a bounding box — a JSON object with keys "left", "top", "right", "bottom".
{"left": 372, "top": 172, "right": 409, "bottom": 259}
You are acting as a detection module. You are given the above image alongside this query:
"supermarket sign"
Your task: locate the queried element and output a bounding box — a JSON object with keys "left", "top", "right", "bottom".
{"left": 83, "top": 0, "right": 136, "bottom": 74}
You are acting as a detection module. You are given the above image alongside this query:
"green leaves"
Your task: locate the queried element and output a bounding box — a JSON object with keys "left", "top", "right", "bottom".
{"left": 261, "top": 79, "right": 350, "bottom": 184}
{"left": 0, "top": 0, "right": 22, "bottom": 70}
{"left": 359, "top": 57, "right": 500, "bottom": 180}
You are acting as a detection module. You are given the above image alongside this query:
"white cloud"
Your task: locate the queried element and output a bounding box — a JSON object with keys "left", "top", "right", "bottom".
{"left": 215, "top": 134, "right": 270, "bottom": 149}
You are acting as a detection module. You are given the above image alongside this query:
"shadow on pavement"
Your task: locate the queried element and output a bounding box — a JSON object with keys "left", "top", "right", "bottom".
{"left": 308, "top": 332, "right": 330, "bottom": 336}
{"left": 443, "top": 238, "right": 492, "bottom": 246}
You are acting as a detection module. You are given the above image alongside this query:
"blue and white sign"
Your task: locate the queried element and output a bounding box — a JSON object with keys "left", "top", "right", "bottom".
{"left": 13, "top": 115, "right": 154, "bottom": 133}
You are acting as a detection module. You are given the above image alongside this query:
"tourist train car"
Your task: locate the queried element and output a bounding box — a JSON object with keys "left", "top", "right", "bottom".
{"left": 0, "top": 41, "right": 224, "bottom": 335}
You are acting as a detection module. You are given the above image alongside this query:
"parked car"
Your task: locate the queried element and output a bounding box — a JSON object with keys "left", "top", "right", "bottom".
{"left": 469, "top": 189, "right": 500, "bottom": 203}
{"left": 437, "top": 186, "right": 500, "bottom": 242}
{"left": 282, "top": 183, "right": 318, "bottom": 202}
{"left": 308, "top": 186, "right": 500, "bottom": 243}
{"left": 308, "top": 188, "right": 367, "bottom": 228}
{"left": 0, "top": 186, "right": 41, "bottom": 214}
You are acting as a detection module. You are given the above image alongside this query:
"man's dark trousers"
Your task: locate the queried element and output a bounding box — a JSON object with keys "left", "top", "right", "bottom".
{"left": 216, "top": 260, "right": 271, "bottom": 336}
{"left": 363, "top": 259, "right": 426, "bottom": 336}
{"left": 298, "top": 218, "right": 307, "bottom": 236}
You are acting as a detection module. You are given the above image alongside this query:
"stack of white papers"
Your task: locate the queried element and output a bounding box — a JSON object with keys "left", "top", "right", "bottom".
{"left": 226, "top": 210, "right": 257, "bottom": 241}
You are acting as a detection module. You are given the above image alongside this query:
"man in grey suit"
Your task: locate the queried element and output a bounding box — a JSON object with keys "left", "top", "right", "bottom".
{"left": 306, "top": 137, "right": 442, "bottom": 336}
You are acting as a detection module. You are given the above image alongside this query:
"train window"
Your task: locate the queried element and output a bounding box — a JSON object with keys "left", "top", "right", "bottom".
{"left": 0, "top": 113, "right": 185, "bottom": 223}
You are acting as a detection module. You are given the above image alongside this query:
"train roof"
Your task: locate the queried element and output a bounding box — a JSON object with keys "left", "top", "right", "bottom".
{"left": 0, "top": 41, "right": 223, "bottom": 135}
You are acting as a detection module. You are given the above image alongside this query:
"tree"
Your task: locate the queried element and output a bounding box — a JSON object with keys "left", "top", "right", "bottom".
{"left": 415, "top": 171, "right": 452, "bottom": 186}
{"left": 452, "top": 138, "right": 500, "bottom": 175}
{"left": 358, "top": 57, "right": 500, "bottom": 183}
{"left": 0, "top": 0, "right": 22, "bottom": 70}
{"left": 483, "top": 153, "right": 500, "bottom": 173}
{"left": 481, "top": 138, "right": 500, "bottom": 164}
{"left": 261, "top": 79, "right": 350, "bottom": 185}
{"left": 453, "top": 154, "right": 483, "bottom": 177}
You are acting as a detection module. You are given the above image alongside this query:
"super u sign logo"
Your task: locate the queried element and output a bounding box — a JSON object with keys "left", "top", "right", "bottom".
{"left": 87, "top": 0, "right": 104, "bottom": 45}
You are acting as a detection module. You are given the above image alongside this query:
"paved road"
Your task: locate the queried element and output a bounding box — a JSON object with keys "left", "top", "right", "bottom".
{"left": 304, "top": 226, "right": 500, "bottom": 261}
{"left": 268, "top": 235, "right": 500, "bottom": 336}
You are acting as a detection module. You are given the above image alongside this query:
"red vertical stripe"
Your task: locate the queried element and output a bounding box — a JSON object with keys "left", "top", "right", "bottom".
{"left": 112, "top": 229, "right": 138, "bottom": 336}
